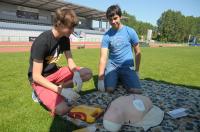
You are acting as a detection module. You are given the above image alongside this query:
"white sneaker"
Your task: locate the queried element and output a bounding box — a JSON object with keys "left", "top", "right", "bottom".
{"left": 32, "top": 90, "right": 39, "bottom": 103}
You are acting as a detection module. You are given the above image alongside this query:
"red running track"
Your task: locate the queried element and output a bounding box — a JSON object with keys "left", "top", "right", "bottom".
{"left": 0, "top": 41, "right": 101, "bottom": 53}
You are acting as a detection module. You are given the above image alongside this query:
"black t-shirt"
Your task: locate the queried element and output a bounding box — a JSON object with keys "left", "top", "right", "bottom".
{"left": 28, "top": 30, "right": 70, "bottom": 83}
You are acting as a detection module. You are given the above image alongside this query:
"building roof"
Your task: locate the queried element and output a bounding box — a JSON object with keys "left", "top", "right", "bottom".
{"left": 0, "top": 0, "right": 107, "bottom": 20}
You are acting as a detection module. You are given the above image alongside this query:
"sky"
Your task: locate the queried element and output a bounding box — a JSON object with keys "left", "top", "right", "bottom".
{"left": 66, "top": 0, "right": 200, "bottom": 26}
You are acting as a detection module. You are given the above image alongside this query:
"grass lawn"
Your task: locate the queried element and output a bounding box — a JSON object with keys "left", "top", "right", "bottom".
{"left": 0, "top": 47, "right": 199, "bottom": 132}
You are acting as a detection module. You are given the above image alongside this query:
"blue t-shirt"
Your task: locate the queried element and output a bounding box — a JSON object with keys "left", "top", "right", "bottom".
{"left": 101, "top": 26, "right": 139, "bottom": 67}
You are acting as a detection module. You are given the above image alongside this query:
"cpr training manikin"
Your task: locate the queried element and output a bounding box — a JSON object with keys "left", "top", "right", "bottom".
{"left": 103, "top": 94, "right": 164, "bottom": 131}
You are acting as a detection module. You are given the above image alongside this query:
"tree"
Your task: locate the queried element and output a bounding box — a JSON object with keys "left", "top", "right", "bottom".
{"left": 122, "top": 11, "right": 155, "bottom": 39}
{"left": 157, "top": 10, "right": 200, "bottom": 43}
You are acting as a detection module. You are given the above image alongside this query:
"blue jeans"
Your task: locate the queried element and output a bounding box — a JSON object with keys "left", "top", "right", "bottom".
{"left": 104, "top": 63, "right": 141, "bottom": 90}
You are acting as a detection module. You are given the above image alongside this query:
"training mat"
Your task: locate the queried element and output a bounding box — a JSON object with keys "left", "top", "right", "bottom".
{"left": 62, "top": 80, "right": 200, "bottom": 132}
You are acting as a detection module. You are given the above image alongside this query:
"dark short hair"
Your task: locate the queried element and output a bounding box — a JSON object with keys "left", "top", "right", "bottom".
{"left": 106, "top": 5, "right": 122, "bottom": 19}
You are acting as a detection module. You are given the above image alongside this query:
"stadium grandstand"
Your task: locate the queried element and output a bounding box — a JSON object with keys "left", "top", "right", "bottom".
{"left": 0, "top": 0, "right": 111, "bottom": 52}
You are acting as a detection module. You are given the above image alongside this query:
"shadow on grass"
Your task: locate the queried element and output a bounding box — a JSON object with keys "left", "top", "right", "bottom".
{"left": 93, "top": 74, "right": 98, "bottom": 89}
{"left": 49, "top": 115, "right": 78, "bottom": 132}
{"left": 143, "top": 78, "right": 200, "bottom": 90}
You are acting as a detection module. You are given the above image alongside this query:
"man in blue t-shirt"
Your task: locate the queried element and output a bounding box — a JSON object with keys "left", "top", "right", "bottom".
{"left": 98, "top": 5, "right": 142, "bottom": 94}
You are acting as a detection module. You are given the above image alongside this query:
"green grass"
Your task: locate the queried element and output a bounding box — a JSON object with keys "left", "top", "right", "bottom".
{"left": 140, "top": 47, "right": 200, "bottom": 88}
{"left": 0, "top": 47, "right": 199, "bottom": 131}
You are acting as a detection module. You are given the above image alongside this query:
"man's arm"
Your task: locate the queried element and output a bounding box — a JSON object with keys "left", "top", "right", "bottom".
{"left": 64, "top": 50, "right": 83, "bottom": 92}
{"left": 64, "top": 51, "right": 77, "bottom": 72}
{"left": 98, "top": 48, "right": 108, "bottom": 80}
{"left": 32, "top": 59, "right": 62, "bottom": 93}
{"left": 133, "top": 43, "right": 141, "bottom": 72}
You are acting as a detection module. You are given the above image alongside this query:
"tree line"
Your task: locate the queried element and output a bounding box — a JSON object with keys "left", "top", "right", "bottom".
{"left": 122, "top": 10, "right": 200, "bottom": 43}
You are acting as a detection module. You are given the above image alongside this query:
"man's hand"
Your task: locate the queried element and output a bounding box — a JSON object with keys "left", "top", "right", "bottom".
{"left": 73, "top": 71, "right": 83, "bottom": 92}
{"left": 64, "top": 51, "right": 82, "bottom": 92}
{"left": 60, "top": 88, "right": 80, "bottom": 102}
{"left": 98, "top": 79, "right": 105, "bottom": 92}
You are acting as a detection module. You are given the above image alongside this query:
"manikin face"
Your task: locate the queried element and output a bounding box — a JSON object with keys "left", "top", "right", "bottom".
{"left": 108, "top": 14, "right": 122, "bottom": 29}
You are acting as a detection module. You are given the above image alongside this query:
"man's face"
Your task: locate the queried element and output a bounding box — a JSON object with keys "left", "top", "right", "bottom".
{"left": 108, "top": 14, "right": 121, "bottom": 29}
{"left": 58, "top": 25, "right": 74, "bottom": 37}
